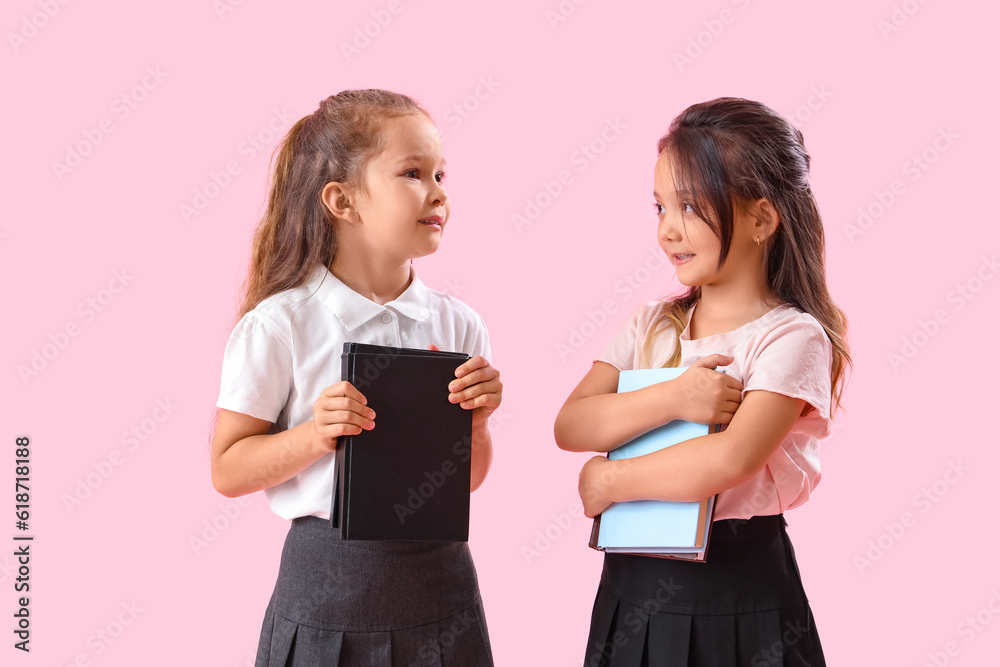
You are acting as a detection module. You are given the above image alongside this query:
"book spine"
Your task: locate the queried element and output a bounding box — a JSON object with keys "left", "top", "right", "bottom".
{"left": 336, "top": 351, "right": 355, "bottom": 538}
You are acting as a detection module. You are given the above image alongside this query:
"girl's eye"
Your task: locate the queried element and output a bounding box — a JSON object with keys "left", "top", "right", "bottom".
{"left": 436, "top": 171, "right": 447, "bottom": 183}
{"left": 652, "top": 202, "right": 664, "bottom": 215}
{"left": 404, "top": 169, "right": 419, "bottom": 179}
{"left": 681, "top": 202, "right": 695, "bottom": 214}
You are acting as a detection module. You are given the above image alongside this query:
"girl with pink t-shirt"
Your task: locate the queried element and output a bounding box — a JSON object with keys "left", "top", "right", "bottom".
{"left": 555, "top": 97, "right": 850, "bottom": 666}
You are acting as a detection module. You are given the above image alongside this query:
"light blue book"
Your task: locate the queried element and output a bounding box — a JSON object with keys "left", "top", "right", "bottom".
{"left": 589, "top": 367, "right": 719, "bottom": 562}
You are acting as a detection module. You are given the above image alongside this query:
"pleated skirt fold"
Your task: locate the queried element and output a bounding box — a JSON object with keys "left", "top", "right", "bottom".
{"left": 584, "top": 515, "right": 825, "bottom": 667}
{"left": 255, "top": 516, "right": 493, "bottom": 667}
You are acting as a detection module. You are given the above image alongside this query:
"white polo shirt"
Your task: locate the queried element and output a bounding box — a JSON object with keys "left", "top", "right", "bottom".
{"left": 216, "top": 262, "right": 491, "bottom": 520}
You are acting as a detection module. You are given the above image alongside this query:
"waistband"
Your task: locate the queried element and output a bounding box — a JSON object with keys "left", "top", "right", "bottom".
{"left": 708, "top": 513, "right": 788, "bottom": 543}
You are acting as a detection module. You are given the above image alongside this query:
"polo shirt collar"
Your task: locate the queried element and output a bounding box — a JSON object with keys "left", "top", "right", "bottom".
{"left": 307, "top": 263, "right": 432, "bottom": 330}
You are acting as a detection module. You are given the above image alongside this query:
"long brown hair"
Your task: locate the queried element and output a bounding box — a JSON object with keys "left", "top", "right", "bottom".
{"left": 209, "top": 90, "right": 430, "bottom": 450}
{"left": 237, "top": 89, "right": 431, "bottom": 319}
{"left": 642, "top": 97, "right": 851, "bottom": 414}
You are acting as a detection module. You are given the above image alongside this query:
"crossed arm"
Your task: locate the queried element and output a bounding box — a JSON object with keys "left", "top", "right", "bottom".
{"left": 555, "top": 359, "right": 805, "bottom": 517}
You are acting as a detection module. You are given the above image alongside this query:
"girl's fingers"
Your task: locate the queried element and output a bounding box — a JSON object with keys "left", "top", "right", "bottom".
{"left": 317, "top": 396, "right": 376, "bottom": 421}
{"left": 448, "top": 366, "right": 498, "bottom": 393}
{"left": 449, "top": 378, "right": 502, "bottom": 404}
{"left": 459, "top": 392, "right": 502, "bottom": 410}
{"left": 455, "top": 355, "right": 489, "bottom": 378}
{"left": 317, "top": 409, "right": 375, "bottom": 431}
{"left": 323, "top": 381, "right": 369, "bottom": 407}
{"left": 691, "top": 354, "right": 734, "bottom": 369}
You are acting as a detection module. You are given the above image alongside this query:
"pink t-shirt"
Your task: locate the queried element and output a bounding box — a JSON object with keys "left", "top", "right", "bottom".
{"left": 596, "top": 300, "right": 834, "bottom": 521}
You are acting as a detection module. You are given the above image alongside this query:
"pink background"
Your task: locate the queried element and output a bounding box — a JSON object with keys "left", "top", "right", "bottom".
{"left": 4, "top": 0, "right": 998, "bottom": 664}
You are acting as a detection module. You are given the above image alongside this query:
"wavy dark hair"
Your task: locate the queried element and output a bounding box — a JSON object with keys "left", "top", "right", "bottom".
{"left": 643, "top": 97, "right": 851, "bottom": 414}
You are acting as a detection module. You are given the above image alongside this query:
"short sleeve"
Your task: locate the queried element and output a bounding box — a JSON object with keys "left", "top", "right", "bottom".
{"left": 216, "top": 310, "right": 293, "bottom": 422}
{"left": 465, "top": 313, "right": 492, "bottom": 362}
{"left": 595, "top": 303, "right": 649, "bottom": 371}
{"left": 743, "top": 317, "right": 834, "bottom": 423}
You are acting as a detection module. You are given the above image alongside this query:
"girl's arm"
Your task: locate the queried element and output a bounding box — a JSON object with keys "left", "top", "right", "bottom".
{"left": 211, "top": 410, "right": 326, "bottom": 498}
{"left": 469, "top": 422, "right": 493, "bottom": 492}
{"left": 211, "top": 381, "right": 374, "bottom": 498}
{"left": 554, "top": 355, "right": 743, "bottom": 453}
{"left": 578, "top": 389, "right": 805, "bottom": 517}
{"left": 442, "top": 352, "right": 501, "bottom": 492}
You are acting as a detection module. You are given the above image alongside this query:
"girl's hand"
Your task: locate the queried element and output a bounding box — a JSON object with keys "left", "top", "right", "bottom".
{"left": 429, "top": 344, "right": 502, "bottom": 430}
{"left": 579, "top": 455, "right": 618, "bottom": 518}
{"left": 311, "top": 381, "right": 375, "bottom": 452}
{"left": 671, "top": 354, "right": 744, "bottom": 425}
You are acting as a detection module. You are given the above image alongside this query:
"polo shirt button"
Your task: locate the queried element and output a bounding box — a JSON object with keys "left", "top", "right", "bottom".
{"left": 381, "top": 312, "right": 393, "bottom": 323}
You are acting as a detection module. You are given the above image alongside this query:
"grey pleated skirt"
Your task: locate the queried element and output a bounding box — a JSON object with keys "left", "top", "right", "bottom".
{"left": 585, "top": 514, "right": 825, "bottom": 666}
{"left": 255, "top": 516, "right": 494, "bottom": 666}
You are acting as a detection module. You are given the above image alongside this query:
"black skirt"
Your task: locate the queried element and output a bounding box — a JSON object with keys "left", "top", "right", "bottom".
{"left": 585, "top": 514, "right": 826, "bottom": 667}
{"left": 255, "top": 516, "right": 494, "bottom": 666}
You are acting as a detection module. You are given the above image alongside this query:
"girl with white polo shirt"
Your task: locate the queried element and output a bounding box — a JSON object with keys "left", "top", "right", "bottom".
{"left": 210, "top": 90, "right": 501, "bottom": 666}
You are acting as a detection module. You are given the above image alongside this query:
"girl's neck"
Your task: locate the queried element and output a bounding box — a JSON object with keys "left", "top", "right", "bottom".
{"left": 330, "top": 252, "right": 412, "bottom": 306}
{"left": 689, "top": 279, "right": 783, "bottom": 339}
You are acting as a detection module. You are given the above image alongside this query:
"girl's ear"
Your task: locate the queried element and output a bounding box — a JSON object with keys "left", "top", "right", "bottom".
{"left": 750, "top": 198, "right": 780, "bottom": 242}
{"left": 321, "top": 181, "right": 357, "bottom": 222}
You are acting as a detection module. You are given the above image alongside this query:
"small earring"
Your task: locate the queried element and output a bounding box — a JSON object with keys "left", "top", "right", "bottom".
{"left": 755, "top": 237, "right": 760, "bottom": 246}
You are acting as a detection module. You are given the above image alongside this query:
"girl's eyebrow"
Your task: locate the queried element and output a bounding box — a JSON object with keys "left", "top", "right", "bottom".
{"left": 653, "top": 188, "right": 694, "bottom": 198}
{"left": 394, "top": 153, "right": 447, "bottom": 167}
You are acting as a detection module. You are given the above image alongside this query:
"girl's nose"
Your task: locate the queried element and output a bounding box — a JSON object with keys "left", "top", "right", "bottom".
{"left": 431, "top": 181, "right": 448, "bottom": 206}
{"left": 658, "top": 211, "right": 682, "bottom": 243}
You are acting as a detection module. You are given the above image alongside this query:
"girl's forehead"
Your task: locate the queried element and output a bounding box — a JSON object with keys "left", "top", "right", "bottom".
{"left": 379, "top": 115, "right": 445, "bottom": 163}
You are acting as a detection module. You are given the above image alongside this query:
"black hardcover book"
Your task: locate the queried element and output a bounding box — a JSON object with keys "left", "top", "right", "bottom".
{"left": 333, "top": 342, "right": 473, "bottom": 541}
